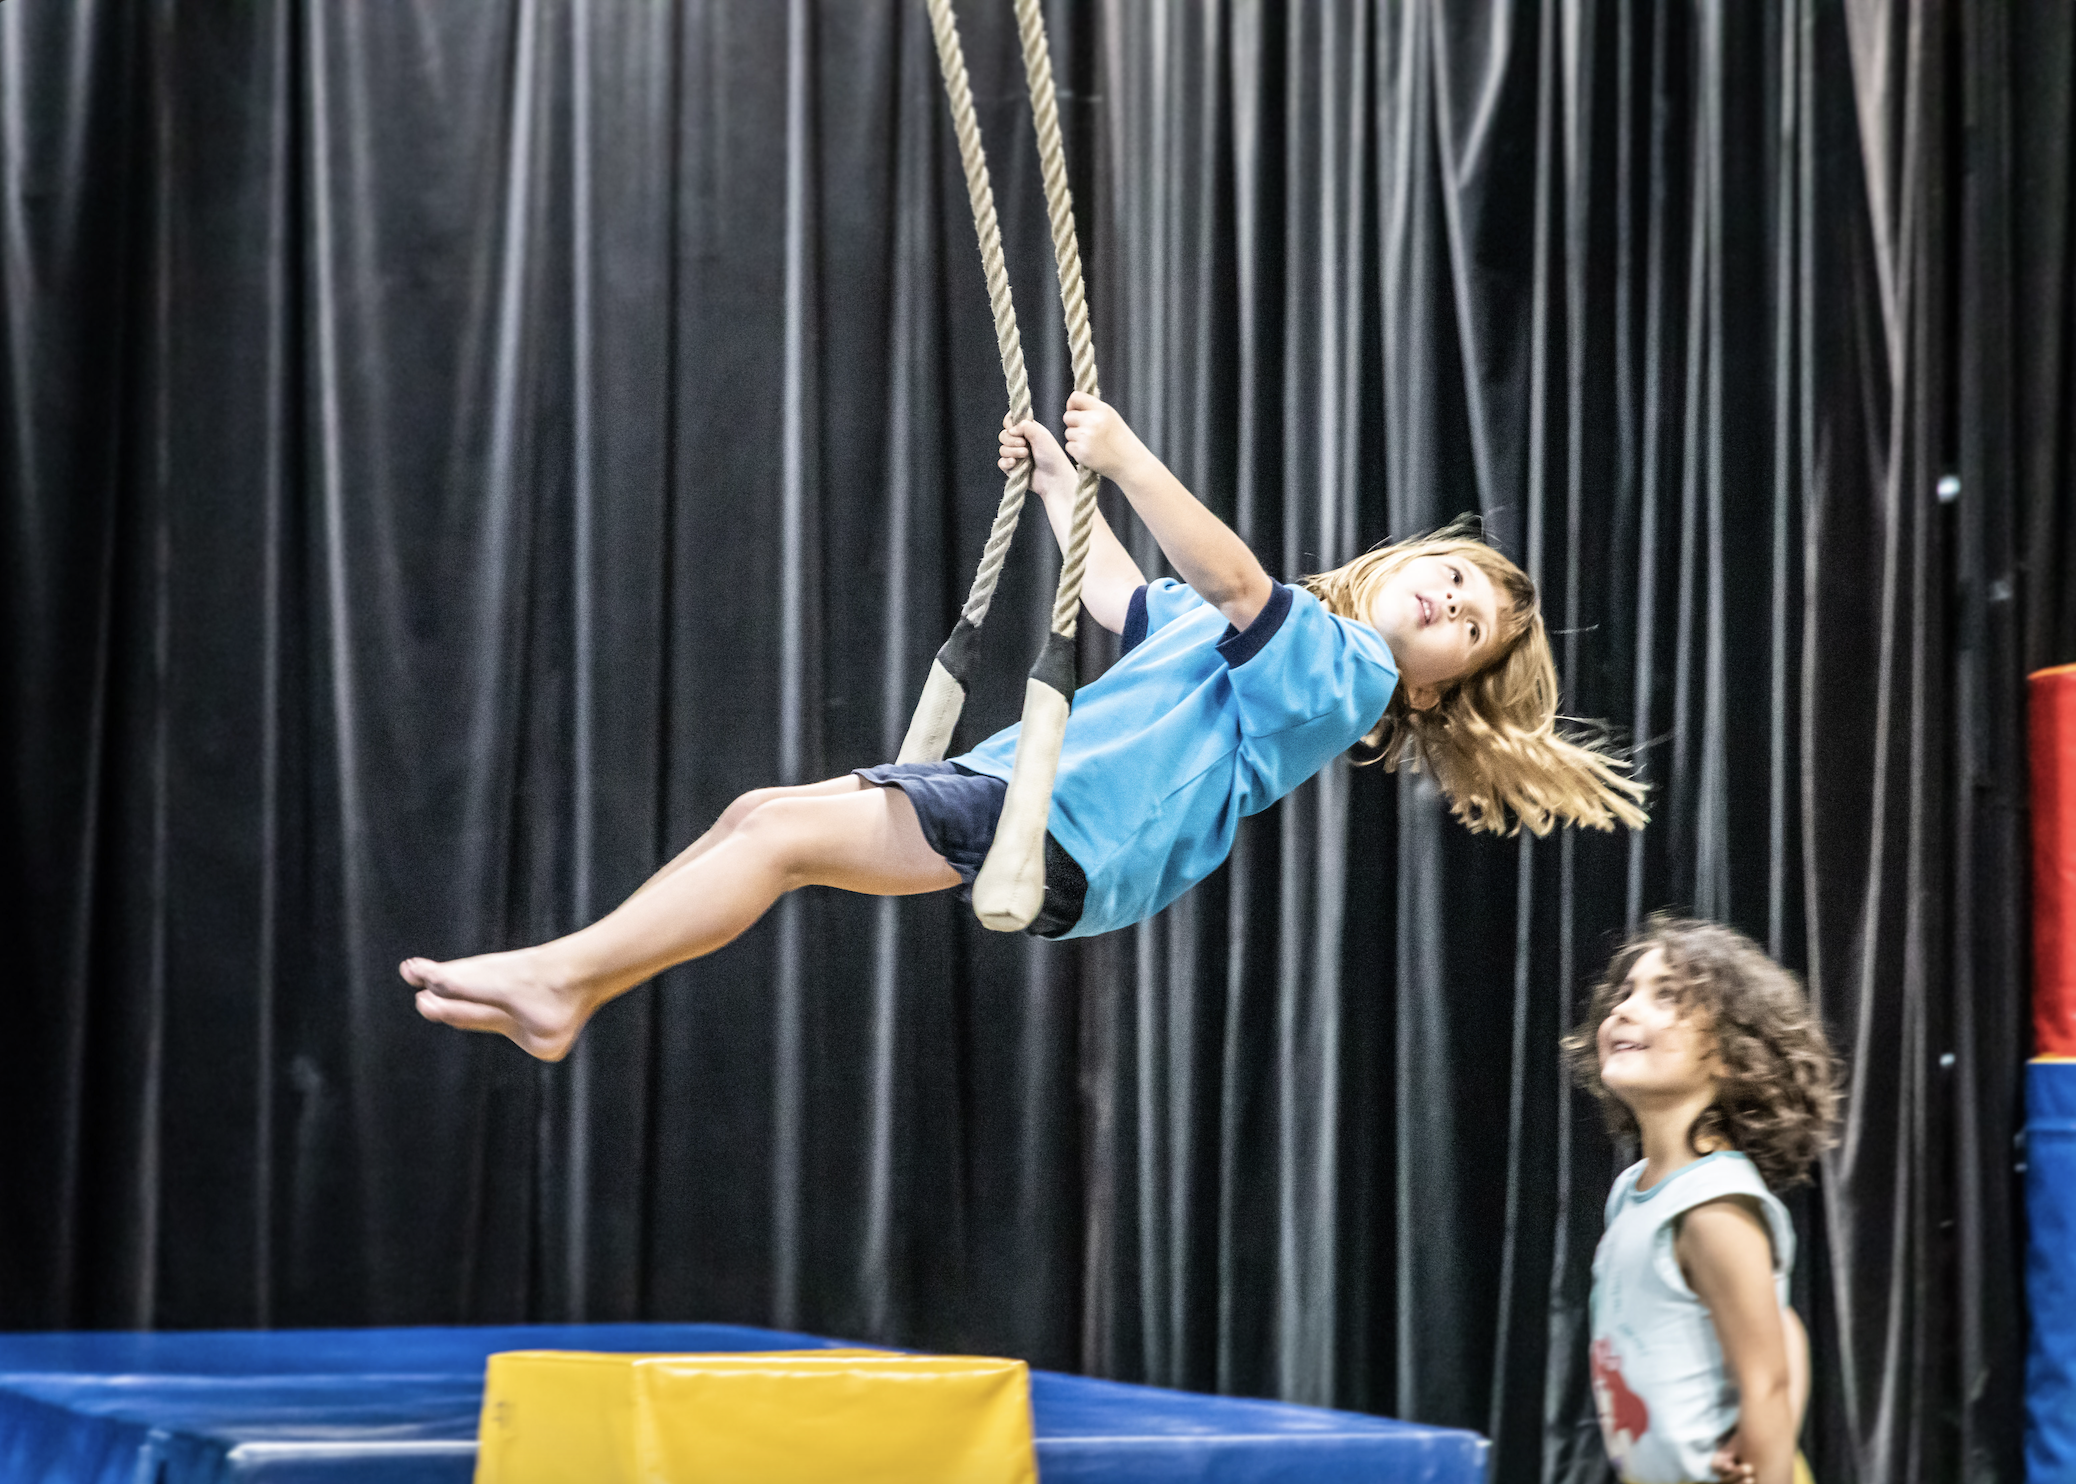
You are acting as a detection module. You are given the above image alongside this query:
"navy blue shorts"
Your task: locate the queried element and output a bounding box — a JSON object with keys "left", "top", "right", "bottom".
{"left": 853, "top": 761, "right": 1085, "bottom": 938}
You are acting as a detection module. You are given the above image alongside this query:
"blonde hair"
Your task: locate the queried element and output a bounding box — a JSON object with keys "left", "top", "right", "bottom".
{"left": 1302, "top": 516, "right": 1648, "bottom": 835}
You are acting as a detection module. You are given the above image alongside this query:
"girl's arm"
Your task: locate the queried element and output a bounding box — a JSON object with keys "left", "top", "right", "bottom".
{"left": 1680, "top": 1198, "right": 1796, "bottom": 1484}
{"left": 1001, "top": 416, "right": 1147, "bottom": 636}
{"left": 1060, "top": 392, "right": 1275, "bottom": 632}
{"left": 1784, "top": 1305, "right": 1810, "bottom": 1432}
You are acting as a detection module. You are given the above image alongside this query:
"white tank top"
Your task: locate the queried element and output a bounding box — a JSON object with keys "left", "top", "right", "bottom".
{"left": 1589, "top": 1150, "right": 1794, "bottom": 1483}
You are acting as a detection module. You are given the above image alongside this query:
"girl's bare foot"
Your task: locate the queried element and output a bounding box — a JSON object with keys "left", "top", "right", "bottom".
{"left": 401, "top": 782, "right": 957, "bottom": 1061}
{"left": 400, "top": 949, "right": 591, "bottom": 1061}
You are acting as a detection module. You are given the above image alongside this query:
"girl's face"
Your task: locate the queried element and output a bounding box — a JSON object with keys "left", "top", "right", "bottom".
{"left": 1597, "top": 947, "right": 1720, "bottom": 1105}
{"left": 1364, "top": 552, "right": 1500, "bottom": 705}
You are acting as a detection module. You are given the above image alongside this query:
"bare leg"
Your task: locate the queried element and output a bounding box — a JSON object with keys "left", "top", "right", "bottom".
{"left": 623, "top": 776, "right": 868, "bottom": 905}
{"left": 400, "top": 780, "right": 958, "bottom": 1060}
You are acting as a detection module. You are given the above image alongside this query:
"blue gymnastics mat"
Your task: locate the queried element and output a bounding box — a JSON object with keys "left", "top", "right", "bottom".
{"left": 0, "top": 1322, "right": 1487, "bottom": 1484}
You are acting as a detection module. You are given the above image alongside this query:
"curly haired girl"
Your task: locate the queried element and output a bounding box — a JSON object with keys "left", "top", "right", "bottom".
{"left": 404, "top": 393, "right": 1645, "bottom": 1059}
{"left": 1564, "top": 917, "right": 1841, "bottom": 1484}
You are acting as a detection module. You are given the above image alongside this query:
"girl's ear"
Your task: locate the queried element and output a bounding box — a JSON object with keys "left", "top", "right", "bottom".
{"left": 1405, "top": 682, "right": 1442, "bottom": 711}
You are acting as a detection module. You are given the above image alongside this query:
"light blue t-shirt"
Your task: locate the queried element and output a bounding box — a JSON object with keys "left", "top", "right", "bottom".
{"left": 955, "top": 579, "right": 1399, "bottom": 938}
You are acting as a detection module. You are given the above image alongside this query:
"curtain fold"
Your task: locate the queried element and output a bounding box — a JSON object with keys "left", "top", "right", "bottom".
{"left": 3, "top": 3, "right": 2063, "bottom": 1482}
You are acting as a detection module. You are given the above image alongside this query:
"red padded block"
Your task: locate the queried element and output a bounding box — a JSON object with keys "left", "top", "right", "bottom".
{"left": 2035, "top": 665, "right": 2076, "bottom": 1056}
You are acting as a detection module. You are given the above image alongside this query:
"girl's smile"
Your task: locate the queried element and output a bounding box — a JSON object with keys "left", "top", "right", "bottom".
{"left": 1597, "top": 947, "right": 1720, "bottom": 1104}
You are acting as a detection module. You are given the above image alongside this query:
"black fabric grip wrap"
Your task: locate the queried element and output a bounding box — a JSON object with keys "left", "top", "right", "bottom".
{"left": 1028, "top": 629, "right": 1078, "bottom": 701}
{"left": 936, "top": 616, "right": 981, "bottom": 687}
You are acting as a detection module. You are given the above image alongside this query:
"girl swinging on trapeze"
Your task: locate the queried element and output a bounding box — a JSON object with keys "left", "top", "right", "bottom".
{"left": 400, "top": 0, "right": 1644, "bottom": 1060}
{"left": 401, "top": 395, "right": 1647, "bottom": 1061}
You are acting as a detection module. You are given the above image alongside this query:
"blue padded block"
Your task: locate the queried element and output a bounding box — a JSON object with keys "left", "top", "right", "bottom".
{"left": 2030, "top": 1061, "right": 2076, "bottom": 1484}
{"left": 0, "top": 1323, "right": 1486, "bottom": 1484}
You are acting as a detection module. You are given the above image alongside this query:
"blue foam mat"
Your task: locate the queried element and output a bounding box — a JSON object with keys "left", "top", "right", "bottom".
{"left": 0, "top": 1323, "right": 1487, "bottom": 1484}
{"left": 2030, "top": 1061, "right": 2076, "bottom": 1483}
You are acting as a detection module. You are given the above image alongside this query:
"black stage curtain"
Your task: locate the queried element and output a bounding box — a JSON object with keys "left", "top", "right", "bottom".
{"left": 3, "top": 3, "right": 2071, "bottom": 1482}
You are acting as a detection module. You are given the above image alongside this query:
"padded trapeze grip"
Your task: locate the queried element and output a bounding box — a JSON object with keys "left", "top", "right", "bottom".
{"left": 898, "top": 620, "right": 981, "bottom": 764}
{"left": 897, "top": 661, "right": 966, "bottom": 764}
{"left": 972, "top": 634, "right": 1076, "bottom": 932}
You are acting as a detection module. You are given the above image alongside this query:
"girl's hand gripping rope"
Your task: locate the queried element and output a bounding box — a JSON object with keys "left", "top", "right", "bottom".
{"left": 1059, "top": 390, "right": 1152, "bottom": 481}
{"left": 1000, "top": 412, "right": 1146, "bottom": 637}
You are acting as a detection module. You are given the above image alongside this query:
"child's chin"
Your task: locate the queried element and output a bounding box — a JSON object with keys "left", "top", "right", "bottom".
{"left": 1599, "top": 1069, "right": 1647, "bottom": 1099}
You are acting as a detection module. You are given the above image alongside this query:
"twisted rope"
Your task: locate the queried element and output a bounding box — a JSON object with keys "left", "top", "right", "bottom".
{"left": 910, "top": 0, "right": 1101, "bottom": 929}
{"left": 923, "top": 0, "right": 1031, "bottom": 629}
{"left": 1009, "top": 0, "right": 1103, "bottom": 639}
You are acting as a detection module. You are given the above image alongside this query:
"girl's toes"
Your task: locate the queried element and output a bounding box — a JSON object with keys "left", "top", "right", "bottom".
{"left": 415, "top": 989, "right": 510, "bottom": 1035}
{"left": 400, "top": 956, "right": 453, "bottom": 993}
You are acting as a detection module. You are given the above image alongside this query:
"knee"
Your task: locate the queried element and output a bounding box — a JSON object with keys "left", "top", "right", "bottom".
{"left": 727, "top": 796, "right": 822, "bottom": 881}
{"left": 718, "top": 786, "right": 789, "bottom": 834}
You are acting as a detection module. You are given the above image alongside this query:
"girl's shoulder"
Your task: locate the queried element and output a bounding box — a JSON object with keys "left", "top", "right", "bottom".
{"left": 1661, "top": 1149, "right": 1774, "bottom": 1205}
{"left": 1643, "top": 1152, "right": 1795, "bottom": 1276}
{"left": 1607, "top": 1151, "right": 1777, "bottom": 1225}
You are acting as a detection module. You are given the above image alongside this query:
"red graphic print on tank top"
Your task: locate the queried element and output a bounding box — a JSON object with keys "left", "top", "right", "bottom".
{"left": 1591, "top": 1337, "right": 1651, "bottom": 1464}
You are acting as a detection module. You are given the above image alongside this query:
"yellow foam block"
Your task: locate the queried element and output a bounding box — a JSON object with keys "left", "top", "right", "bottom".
{"left": 476, "top": 1349, "right": 1037, "bottom": 1484}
